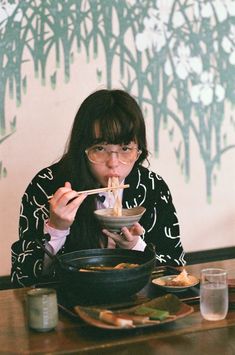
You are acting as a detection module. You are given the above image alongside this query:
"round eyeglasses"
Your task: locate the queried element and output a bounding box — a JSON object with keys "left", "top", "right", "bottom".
{"left": 85, "top": 144, "right": 142, "bottom": 165}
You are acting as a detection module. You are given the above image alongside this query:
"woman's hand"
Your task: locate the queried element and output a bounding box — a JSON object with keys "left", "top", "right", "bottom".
{"left": 102, "top": 222, "right": 144, "bottom": 249}
{"left": 48, "top": 182, "right": 87, "bottom": 230}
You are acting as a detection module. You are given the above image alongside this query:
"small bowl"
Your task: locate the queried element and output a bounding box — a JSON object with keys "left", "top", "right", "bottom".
{"left": 94, "top": 206, "right": 146, "bottom": 232}
{"left": 152, "top": 274, "right": 199, "bottom": 292}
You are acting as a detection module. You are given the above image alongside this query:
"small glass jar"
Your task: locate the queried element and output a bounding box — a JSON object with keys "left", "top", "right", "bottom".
{"left": 27, "top": 288, "right": 58, "bottom": 332}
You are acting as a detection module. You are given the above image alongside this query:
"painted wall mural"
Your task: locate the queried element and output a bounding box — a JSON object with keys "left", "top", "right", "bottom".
{"left": 0, "top": 0, "right": 235, "bottom": 202}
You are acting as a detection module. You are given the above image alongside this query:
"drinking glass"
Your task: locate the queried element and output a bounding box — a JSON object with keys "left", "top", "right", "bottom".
{"left": 200, "top": 268, "right": 228, "bottom": 321}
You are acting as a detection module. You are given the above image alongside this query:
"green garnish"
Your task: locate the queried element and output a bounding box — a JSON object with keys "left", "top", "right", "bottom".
{"left": 134, "top": 306, "right": 169, "bottom": 320}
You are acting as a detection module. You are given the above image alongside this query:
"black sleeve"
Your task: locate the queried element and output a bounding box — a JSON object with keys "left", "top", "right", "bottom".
{"left": 11, "top": 167, "right": 55, "bottom": 287}
{"left": 141, "top": 175, "right": 185, "bottom": 266}
{"left": 124, "top": 167, "right": 186, "bottom": 266}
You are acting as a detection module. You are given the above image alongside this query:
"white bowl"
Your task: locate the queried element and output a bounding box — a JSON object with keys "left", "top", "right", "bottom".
{"left": 94, "top": 206, "right": 146, "bottom": 232}
{"left": 152, "top": 274, "right": 199, "bottom": 292}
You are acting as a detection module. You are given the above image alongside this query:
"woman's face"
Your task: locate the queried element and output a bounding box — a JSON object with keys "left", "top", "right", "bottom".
{"left": 87, "top": 142, "right": 138, "bottom": 186}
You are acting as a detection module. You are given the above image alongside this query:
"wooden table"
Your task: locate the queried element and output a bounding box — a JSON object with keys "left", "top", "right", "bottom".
{"left": 1, "top": 259, "right": 235, "bottom": 355}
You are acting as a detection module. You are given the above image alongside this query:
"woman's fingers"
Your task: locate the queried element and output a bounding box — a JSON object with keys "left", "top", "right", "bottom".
{"left": 107, "top": 237, "right": 116, "bottom": 249}
{"left": 129, "top": 222, "right": 145, "bottom": 236}
{"left": 102, "top": 227, "right": 139, "bottom": 249}
{"left": 64, "top": 181, "right": 71, "bottom": 188}
{"left": 63, "top": 193, "right": 87, "bottom": 216}
{"left": 50, "top": 183, "right": 75, "bottom": 205}
{"left": 48, "top": 182, "right": 87, "bottom": 230}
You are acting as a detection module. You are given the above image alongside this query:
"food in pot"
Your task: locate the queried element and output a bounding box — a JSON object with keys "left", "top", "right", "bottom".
{"left": 79, "top": 262, "right": 139, "bottom": 271}
{"left": 113, "top": 262, "right": 139, "bottom": 269}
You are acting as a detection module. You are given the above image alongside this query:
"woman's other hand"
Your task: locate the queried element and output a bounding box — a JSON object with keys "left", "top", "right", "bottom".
{"left": 48, "top": 182, "right": 87, "bottom": 230}
{"left": 102, "top": 222, "right": 144, "bottom": 249}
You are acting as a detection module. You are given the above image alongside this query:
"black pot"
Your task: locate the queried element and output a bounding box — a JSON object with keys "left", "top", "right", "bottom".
{"left": 56, "top": 246, "right": 156, "bottom": 302}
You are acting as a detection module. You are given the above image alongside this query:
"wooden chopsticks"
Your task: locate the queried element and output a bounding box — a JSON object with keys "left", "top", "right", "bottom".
{"left": 48, "top": 184, "right": 129, "bottom": 200}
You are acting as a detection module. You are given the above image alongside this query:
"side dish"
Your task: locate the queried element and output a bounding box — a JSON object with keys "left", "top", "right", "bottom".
{"left": 74, "top": 293, "right": 194, "bottom": 330}
{"left": 152, "top": 269, "right": 199, "bottom": 289}
{"left": 98, "top": 293, "right": 179, "bottom": 327}
{"left": 164, "top": 269, "right": 192, "bottom": 286}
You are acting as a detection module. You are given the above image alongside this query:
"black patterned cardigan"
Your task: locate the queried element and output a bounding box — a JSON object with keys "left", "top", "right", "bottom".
{"left": 11, "top": 163, "right": 186, "bottom": 287}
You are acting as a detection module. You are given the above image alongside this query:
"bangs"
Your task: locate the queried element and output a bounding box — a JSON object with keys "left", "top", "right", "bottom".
{"left": 66, "top": 89, "right": 148, "bottom": 166}
{"left": 90, "top": 114, "right": 136, "bottom": 146}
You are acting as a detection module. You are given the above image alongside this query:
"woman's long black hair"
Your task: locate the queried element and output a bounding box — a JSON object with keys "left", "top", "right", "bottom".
{"left": 58, "top": 89, "right": 149, "bottom": 251}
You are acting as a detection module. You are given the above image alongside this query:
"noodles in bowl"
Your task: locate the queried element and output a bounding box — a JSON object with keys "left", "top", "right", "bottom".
{"left": 94, "top": 206, "right": 146, "bottom": 232}
{"left": 94, "top": 178, "right": 145, "bottom": 231}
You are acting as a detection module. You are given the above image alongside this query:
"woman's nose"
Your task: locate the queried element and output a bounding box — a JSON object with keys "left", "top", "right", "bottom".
{"left": 106, "top": 152, "right": 119, "bottom": 167}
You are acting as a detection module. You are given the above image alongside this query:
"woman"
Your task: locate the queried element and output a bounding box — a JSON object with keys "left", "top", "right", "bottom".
{"left": 11, "top": 89, "right": 185, "bottom": 287}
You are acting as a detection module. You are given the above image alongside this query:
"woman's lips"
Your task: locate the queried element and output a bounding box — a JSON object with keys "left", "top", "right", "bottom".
{"left": 104, "top": 175, "right": 120, "bottom": 185}
{"left": 106, "top": 173, "right": 120, "bottom": 179}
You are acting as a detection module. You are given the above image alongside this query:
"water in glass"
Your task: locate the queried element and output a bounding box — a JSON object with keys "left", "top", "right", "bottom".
{"left": 200, "top": 268, "right": 228, "bottom": 321}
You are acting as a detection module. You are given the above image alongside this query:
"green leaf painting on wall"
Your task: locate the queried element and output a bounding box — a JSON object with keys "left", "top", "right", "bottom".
{"left": 0, "top": 0, "right": 234, "bottom": 202}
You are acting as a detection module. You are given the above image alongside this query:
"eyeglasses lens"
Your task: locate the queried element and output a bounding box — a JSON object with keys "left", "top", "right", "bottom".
{"left": 86, "top": 146, "right": 141, "bottom": 164}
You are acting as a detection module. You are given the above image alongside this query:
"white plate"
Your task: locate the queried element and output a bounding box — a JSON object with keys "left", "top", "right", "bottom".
{"left": 152, "top": 274, "right": 199, "bottom": 292}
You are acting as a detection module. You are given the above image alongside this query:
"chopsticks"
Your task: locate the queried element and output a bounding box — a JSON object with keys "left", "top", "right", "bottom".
{"left": 48, "top": 184, "right": 130, "bottom": 200}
